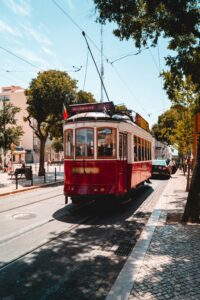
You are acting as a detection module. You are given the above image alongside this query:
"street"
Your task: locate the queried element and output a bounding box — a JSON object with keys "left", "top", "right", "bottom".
{"left": 0, "top": 179, "right": 168, "bottom": 299}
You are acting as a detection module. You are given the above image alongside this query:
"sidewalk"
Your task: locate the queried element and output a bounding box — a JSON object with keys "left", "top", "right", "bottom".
{"left": 107, "top": 170, "right": 200, "bottom": 300}
{"left": 0, "top": 165, "right": 64, "bottom": 197}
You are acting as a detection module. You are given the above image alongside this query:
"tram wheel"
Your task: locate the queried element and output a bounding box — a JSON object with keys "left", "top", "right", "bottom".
{"left": 65, "top": 196, "right": 68, "bottom": 204}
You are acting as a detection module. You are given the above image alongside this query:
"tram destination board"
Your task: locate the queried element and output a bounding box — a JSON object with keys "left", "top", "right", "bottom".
{"left": 69, "top": 101, "right": 115, "bottom": 115}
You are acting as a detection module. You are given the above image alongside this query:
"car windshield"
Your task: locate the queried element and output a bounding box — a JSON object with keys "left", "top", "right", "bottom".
{"left": 152, "top": 160, "right": 166, "bottom": 166}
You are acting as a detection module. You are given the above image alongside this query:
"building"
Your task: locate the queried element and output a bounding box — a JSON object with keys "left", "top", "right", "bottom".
{"left": 0, "top": 85, "right": 62, "bottom": 164}
{"left": 0, "top": 86, "right": 35, "bottom": 163}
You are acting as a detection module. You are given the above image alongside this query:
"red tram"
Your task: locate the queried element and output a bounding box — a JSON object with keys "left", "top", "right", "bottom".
{"left": 63, "top": 102, "right": 153, "bottom": 204}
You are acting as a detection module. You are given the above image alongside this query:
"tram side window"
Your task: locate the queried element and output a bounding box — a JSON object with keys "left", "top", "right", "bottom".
{"left": 138, "top": 137, "right": 141, "bottom": 161}
{"left": 134, "top": 136, "right": 138, "bottom": 161}
{"left": 148, "top": 141, "right": 151, "bottom": 160}
{"left": 149, "top": 142, "right": 152, "bottom": 159}
{"left": 145, "top": 140, "right": 148, "bottom": 160}
{"left": 119, "top": 134, "right": 123, "bottom": 159}
{"left": 64, "top": 130, "right": 73, "bottom": 158}
{"left": 97, "top": 128, "right": 116, "bottom": 158}
{"left": 75, "top": 128, "right": 94, "bottom": 158}
{"left": 141, "top": 139, "right": 145, "bottom": 161}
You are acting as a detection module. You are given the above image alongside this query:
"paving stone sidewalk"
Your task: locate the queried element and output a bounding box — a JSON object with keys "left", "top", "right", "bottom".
{"left": 105, "top": 170, "right": 199, "bottom": 300}
{"left": 128, "top": 170, "right": 200, "bottom": 300}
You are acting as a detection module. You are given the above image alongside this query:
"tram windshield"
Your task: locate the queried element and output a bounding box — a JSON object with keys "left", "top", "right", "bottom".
{"left": 75, "top": 128, "right": 94, "bottom": 158}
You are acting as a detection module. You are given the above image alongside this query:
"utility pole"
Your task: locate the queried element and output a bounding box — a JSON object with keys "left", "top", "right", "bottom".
{"left": 100, "top": 24, "right": 104, "bottom": 103}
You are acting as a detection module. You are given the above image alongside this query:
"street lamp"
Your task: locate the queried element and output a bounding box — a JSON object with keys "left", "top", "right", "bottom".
{"left": 0, "top": 96, "right": 9, "bottom": 170}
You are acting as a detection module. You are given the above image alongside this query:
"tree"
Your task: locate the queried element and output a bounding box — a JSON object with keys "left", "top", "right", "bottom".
{"left": 93, "top": 0, "right": 200, "bottom": 90}
{"left": 51, "top": 137, "right": 63, "bottom": 153}
{"left": 152, "top": 108, "right": 179, "bottom": 145}
{"left": 76, "top": 90, "right": 96, "bottom": 104}
{"left": 182, "top": 137, "right": 200, "bottom": 222}
{"left": 93, "top": 0, "right": 200, "bottom": 221}
{"left": 115, "top": 103, "right": 132, "bottom": 116}
{"left": 0, "top": 102, "right": 23, "bottom": 163}
{"left": 25, "top": 70, "right": 77, "bottom": 176}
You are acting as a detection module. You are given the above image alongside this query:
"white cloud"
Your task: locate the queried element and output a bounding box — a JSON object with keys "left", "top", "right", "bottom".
{"left": 15, "top": 48, "right": 50, "bottom": 69}
{"left": 2, "top": 0, "right": 31, "bottom": 16}
{"left": 0, "top": 20, "right": 21, "bottom": 37}
{"left": 66, "top": 0, "right": 74, "bottom": 11}
{"left": 42, "top": 47, "right": 54, "bottom": 55}
{"left": 23, "top": 25, "right": 52, "bottom": 46}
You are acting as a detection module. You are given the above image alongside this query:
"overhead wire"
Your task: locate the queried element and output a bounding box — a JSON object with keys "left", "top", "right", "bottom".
{"left": 51, "top": 0, "right": 110, "bottom": 63}
{"left": 51, "top": 0, "right": 150, "bottom": 115}
{"left": 0, "top": 46, "right": 44, "bottom": 71}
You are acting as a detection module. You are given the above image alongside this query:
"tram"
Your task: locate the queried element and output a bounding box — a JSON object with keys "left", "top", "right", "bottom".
{"left": 63, "top": 102, "right": 153, "bottom": 204}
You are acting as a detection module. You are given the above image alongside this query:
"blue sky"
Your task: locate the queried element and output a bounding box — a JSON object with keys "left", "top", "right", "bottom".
{"left": 0, "top": 0, "right": 172, "bottom": 127}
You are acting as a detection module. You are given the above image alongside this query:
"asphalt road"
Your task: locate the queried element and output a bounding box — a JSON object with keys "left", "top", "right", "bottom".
{"left": 0, "top": 179, "right": 168, "bottom": 300}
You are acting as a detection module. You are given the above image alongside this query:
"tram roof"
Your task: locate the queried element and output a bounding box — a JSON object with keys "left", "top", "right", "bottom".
{"left": 64, "top": 101, "right": 150, "bottom": 132}
{"left": 66, "top": 112, "right": 132, "bottom": 123}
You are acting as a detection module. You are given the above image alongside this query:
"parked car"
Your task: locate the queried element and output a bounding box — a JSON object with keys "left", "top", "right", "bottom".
{"left": 151, "top": 159, "right": 171, "bottom": 179}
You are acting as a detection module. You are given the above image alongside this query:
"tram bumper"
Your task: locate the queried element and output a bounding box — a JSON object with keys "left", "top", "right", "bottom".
{"left": 64, "top": 183, "right": 117, "bottom": 196}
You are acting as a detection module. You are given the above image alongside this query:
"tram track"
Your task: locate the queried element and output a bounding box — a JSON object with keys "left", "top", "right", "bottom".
{"left": 0, "top": 180, "right": 168, "bottom": 300}
{"left": 0, "top": 191, "right": 64, "bottom": 214}
{"left": 0, "top": 213, "right": 98, "bottom": 272}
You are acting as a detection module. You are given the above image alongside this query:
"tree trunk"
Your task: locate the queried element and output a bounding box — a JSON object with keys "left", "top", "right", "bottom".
{"left": 186, "top": 158, "right": 190, "bottom": 192}
{"left": 38, "top": 138, "right": 46, "bottom": 176}
{"left": 182, "top": 137, "right": 200, "bottom": 223}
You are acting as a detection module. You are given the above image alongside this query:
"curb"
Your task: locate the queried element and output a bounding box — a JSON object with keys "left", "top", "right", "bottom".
{"left": 0, "top": 180, "right": 64, "bottom": 198}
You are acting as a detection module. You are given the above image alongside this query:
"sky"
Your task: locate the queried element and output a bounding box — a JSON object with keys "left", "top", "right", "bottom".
{"left": 0, "top": 0, "right": 172, "bottom": 127}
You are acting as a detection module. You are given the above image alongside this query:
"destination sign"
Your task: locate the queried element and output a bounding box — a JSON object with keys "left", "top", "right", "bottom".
{"left": 69, "top": 101, "right": 115, "bottom": 115}
{"left": 135, "top": 113, "right": 150, "bottom": 131}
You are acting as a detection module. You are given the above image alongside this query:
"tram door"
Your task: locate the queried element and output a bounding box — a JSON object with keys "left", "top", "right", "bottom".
{"left": 119, "top": 133, "right": 128, "bottom": 192}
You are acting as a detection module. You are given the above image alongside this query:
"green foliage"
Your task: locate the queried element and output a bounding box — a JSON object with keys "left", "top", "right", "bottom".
{"left": 0, "top": 102, "right": 24, "bottom": 151}
{"left": 152, "top": 108, "right": 179, "bottom": 145}
{"left": 94, "top": 0, "right": 200, "bottom": 90}
{"left": 114, "top": 104, "right": 132, "bottom": 116}
{"left": 162, "top": 73, "right": 200, "bottom": 109}
{"left": 51, "top": 137, "right": 63, "bottom": 153}
{"left": 76, "top": 90, "right": 96, "bottom": 104}
{"left": 152, "top": 106, "right": 193, "bottom": 157}
{"left": 175, "top": 111, "right": 193, "bottom": 156}
{"left": 25, "top": 70, "right": 77, "bottom": 135}
{"left": 25, "top": 70, "right": 77, "bottom": 174}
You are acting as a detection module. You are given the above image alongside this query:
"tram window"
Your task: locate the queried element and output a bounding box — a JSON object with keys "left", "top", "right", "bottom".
{"left": 75, "top": 128, "right": 94, "bottom": 158}
{"left": 148, "top": 141, "right": 151, "bottom": 160}
{"left": 141, "top": 139, "right": 144, "bottom": 161}
{"left": 64, "top": 130, "right": 73, "bottom": 158}
{"left": 97, "top": 128, "right": 116, "bottom": 158}
{"left": 147, "top": 141, "right": 149, "bottom": 160}
{"left": 123, "top": 134, "right": 127, "bottom": 158}
{"left": 145, "top": 140, "right": 148, "bottom": 160}
{"left": 150, "top": 142, "right": 152, "bottom": 159}
{"left": 138, "top": 137, "right": 141, "bottom": 161}
{"left": 119, "top": 134, "right": 123, "bottom": 159}
{"left": 134, "top": 136, "right": 138, "bottom": 161}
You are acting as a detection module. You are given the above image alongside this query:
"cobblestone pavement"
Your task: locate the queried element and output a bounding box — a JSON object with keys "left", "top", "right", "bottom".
{"left": 127, "top": 170, "right": 200, "bottom": 300}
